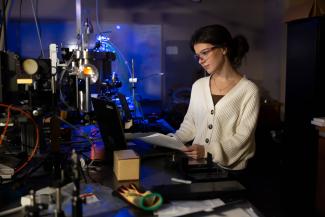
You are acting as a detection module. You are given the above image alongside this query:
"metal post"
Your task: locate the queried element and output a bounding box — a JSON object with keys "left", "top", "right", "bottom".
{"left": 76, "top": 0, "right": 82, "bottom": 50}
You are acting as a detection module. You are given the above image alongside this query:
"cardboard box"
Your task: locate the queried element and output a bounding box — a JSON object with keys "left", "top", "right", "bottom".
{"left": 113, "top": 149, "right": 140, "bottom": 181}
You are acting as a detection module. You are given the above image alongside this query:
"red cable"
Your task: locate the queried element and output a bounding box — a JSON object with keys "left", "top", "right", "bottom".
{"left": 0, "top": 103, "right": 40, "bottom": 174}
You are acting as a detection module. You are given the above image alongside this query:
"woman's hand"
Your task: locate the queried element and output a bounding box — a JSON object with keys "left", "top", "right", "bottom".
{"left": 181, "top": 144, "right": 205, "bottom": 159}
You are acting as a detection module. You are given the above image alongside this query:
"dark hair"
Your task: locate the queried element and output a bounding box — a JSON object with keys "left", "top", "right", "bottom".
{"left": 190, "top": 24, "right": 249, "bottom": 68}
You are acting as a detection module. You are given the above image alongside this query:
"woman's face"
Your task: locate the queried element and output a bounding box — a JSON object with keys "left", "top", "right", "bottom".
{"left": 193, "top": 43, "right": 226, "bottom": 75}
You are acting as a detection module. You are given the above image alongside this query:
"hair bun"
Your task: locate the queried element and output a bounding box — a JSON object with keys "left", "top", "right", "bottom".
{"left": 230, "top": 35, "right": 249, "bottom": 68}
{"left": 232, "top": 35, "right": 249, "bottom": 54}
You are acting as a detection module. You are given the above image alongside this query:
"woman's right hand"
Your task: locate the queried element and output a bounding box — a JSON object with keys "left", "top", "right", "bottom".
{"left": 181, "top": 144, "right": 205, "bottom": 160}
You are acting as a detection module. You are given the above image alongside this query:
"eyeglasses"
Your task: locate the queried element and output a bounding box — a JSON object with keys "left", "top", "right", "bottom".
{"left": 194, "top": 46, "right": 218, "bottom": 61}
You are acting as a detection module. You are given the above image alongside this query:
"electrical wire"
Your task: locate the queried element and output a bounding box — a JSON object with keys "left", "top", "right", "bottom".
{"left": 95, "top": 0, "right": 103, "bottom": 33}
{"left": 105, "top": 41, "right": 144, "bottom": 119}
{"left": 55, "top": 116, "right": 94, "bottom": 146}
{"left": 58, "top": 51, "right": 76, "bottom": 111}
{"left": 0, "top": 104, "right": 40, "bottom": 174}
{"left": 1, "top": 0, "right": 7, "bottom": 51}
{"left": 53, "top": 118, "right": 102, "bottom": 184}
{"left": 30, "top": 0, "right": 44, "bottom": 58}
{"left": 95, "top": 30, "right": 144, "bottom": 119}
{"left": 19, "top": 0, "right": 23, "bottom": 21}
{"left": 17, "top": 0, "right": 23, "bottom": 52}
{"left": 10, "top": 154, "right": 48, "bottom": 185}
{"left": 58, "top": 67, "right": 75, "bottom": 111}
{"left": 0, "top": 0, "right": 12, "bottom": 51}
{"left": 106, "top": 40, "right": 132, "bottom": 78}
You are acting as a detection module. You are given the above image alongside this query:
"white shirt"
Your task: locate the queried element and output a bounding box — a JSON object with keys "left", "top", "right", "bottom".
{"left": 175, "top": 76, "right": 260, "bottom": 170}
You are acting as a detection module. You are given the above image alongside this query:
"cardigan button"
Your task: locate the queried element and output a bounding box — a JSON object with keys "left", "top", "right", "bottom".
{"left": 210, "top": 110, "right": 214, "bottom": 115}
{"left": 208, "top": 124, "right": 213, "bottom": 129}
{"left": 205, "top": 138, "right": 209, "bottom": 143}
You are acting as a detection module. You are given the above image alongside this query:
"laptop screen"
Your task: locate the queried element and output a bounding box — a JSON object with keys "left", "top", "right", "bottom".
{"left": 91, "top": 97, "right": 127, "bottom": 163}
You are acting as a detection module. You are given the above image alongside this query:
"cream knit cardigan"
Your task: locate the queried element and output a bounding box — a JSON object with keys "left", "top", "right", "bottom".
{"left": 175, "top": 76, "right": 260, "bottom": 170}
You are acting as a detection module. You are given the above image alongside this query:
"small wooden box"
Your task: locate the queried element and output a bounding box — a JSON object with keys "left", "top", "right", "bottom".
{"left": 113, "top": 149, "right": 140, "bottom": 181}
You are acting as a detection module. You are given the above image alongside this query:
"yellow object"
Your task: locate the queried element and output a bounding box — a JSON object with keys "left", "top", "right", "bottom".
{"left": 113, "top": 149, "right": 140, "bottom": 181}
{"left": 17, "top": 78, "right": 33, "bottom": 84}
{"left": 81, "top": 63, "right": 98, "bottom": 83}
{"left": 22, "top": 59, "right": 38, "bottom": 75}
{"left": 116, "top": 184, "right": 163, "bottom": 211}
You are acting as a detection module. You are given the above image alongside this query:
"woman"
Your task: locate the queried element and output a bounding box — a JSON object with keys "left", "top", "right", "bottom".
{"left": 174, "top": 24, "right": 260, "bottom": 171}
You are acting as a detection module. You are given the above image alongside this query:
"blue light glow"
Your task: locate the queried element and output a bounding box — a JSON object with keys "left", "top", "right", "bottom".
{"left": 94, "top": 34, "right": 115, "bottom": 53}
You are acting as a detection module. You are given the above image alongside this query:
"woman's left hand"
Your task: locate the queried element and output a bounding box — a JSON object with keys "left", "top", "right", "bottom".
{"left": 181, "top": 144, "right": 205, "bottom": 159}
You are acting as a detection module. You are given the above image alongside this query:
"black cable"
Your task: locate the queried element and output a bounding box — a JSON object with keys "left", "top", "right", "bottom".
{"left": 56, "top": 116, "right": 94, "bottom": 146}
{"left": 80, "top": 151, "right": 90, "bottom": 160}
{"left": 19, "top": 156, "right": 49, "bottom": 180}
{"left": 30, "top": 0, "right": 44, "bottom": 58}
{"left": 79, "top": 165, "right": 87, "bottom": 184}
{"left": 35, "top": 0, "right": 42, "bottom": 37}
{"left": 60, "top": 139, "right": 91, "bottom": 146}
{"left": 1, "top": 140, "right": 15, "bottom": 153}
{"left": 86, "top": 165, "right": 99, "bottom": 184}
{"left": 1, "top": 0, "right": 7, "bottom": 51}
{"left": 0, "top": 155, "right": 48, "bottom": 186}
{"left": 18, "top": 0, "right": 22, "bottom": 52}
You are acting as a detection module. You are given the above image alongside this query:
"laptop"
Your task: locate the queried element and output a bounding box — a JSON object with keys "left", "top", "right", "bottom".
{"left": 91, "top": 97, "right": 127, "bottom": 163}
{"left": 91, "top": 97, "right": 174, "bottom": 163}
{"left": 116, "top": 92, "right": 132, "bottom": 123}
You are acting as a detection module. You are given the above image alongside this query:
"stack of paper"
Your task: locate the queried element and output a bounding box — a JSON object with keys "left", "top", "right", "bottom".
{"left": 155, "top": 198, "right": 255, "bottom": 217}
{"left": 135, "top": 133, "right": 186, "bottom": 151}
{"left": 311, "top": 117, "right": 325, "bottom": 127}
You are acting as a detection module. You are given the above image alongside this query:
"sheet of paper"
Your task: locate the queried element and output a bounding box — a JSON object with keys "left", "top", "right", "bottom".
{"left": 155, "top": 199, "right": 255, "bottom": 217}
{"left": 136, "top": 133, "right": 186, "bottom": 150}
{"left": 125, "top": 132, "right": 155, "bottom": 140}
{"left": 209, "top": 207, "right": 252, "bottom": 217}
{"left": 155, "top": 198, "right": 225, "bottom": 217}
